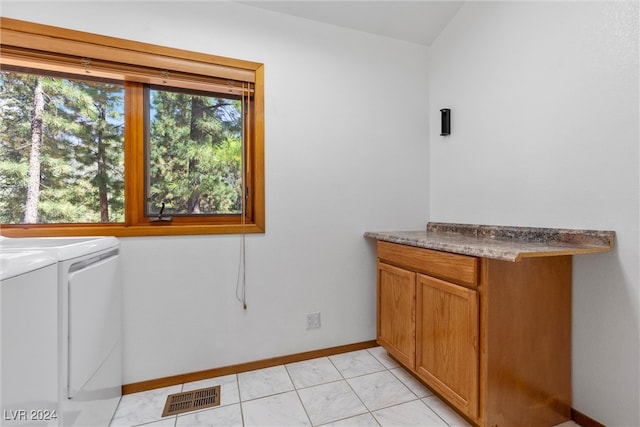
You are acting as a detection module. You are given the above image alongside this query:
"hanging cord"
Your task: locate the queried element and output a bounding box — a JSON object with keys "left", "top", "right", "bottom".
{"left": 235, "top": 82, "right": 250, "bottom": 310}
{"left": 235, "top": 233, "right": 247, "bottom": 309}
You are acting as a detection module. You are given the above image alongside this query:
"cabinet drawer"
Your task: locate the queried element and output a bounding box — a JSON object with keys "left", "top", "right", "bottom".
{"left": 377, "top": 241, "right": 478, "bottom": 287}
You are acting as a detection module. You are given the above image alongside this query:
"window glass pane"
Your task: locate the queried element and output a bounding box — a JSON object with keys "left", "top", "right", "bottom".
{"left": 0, "top": 70, "right": 124, "bottom": 224}
{"left": 146, "top": 85, "right": 243, "bottom": 216}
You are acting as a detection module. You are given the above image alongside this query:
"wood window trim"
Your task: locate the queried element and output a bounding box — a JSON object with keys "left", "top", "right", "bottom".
{"left": 0, "top": 18, "right": 265, "bottom": 237}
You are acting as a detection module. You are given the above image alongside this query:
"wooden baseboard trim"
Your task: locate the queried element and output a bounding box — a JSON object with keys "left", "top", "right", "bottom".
{"left": 572, "top": 409, "right": 606, "bottom": 427}
{"left": 122, "top": 340, "right": 378, "bottom": 395}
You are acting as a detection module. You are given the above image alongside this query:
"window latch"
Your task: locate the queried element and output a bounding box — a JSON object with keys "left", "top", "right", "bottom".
{"left": 150, "top": 202, "right": 173, "bottom": 223}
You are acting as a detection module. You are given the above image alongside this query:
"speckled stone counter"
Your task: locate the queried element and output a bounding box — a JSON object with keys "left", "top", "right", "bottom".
{"left": 364, "top": 222, "right": 615, "bottom": 262}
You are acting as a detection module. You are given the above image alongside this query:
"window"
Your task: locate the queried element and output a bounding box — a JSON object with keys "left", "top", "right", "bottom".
{"left": 0, "top": 18, "right": 264, "bottom": 237}
{"left": 1, "top": 70, "right": 126, "bottom": 224}
{"left": 145, "top": 85, "right": 244, "bottom": 217}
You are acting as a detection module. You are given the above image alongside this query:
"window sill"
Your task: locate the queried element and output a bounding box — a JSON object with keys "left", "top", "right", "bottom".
{"left": 0, "top": 223, "right": 265, "bottom": 238}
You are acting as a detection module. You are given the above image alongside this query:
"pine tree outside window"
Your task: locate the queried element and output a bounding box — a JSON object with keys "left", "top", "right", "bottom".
{"left": 0, "top": 18, "right": 264, "bottom": 237}
{"left": 145, "top": 86, "right": 244, "bottom": 217}
{"left": 0, "top": 70, "right": 125, "bottom": 224}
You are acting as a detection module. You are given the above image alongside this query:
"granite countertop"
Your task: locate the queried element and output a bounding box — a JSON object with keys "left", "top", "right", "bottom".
{"left": 364, "top": 222, "right": 615, "bottom": 262}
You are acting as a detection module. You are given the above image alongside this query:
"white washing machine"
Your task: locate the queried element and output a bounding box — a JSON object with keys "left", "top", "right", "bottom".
{"left": 1, "top": 250, "right": 59, "bottom": 426}
{"left": 0, "top": 237, "right": 122, "bottom": 427}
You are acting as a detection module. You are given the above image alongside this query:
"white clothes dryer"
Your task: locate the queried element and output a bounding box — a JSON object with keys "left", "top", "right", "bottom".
{"left": 0, "top": 237, "right": 122, "bottom": 427}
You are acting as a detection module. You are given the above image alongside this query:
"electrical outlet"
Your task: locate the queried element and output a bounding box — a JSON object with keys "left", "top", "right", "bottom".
{"left": 306, "top": 311, "right": 321, "bottom": 329}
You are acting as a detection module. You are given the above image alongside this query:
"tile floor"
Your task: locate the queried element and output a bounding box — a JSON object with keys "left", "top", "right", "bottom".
{"left": 109, "top": 346, "right": 581, "bottom": 427}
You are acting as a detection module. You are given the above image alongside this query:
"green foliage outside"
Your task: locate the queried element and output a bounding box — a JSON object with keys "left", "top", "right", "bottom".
{"left": 0, "top": 70, "right": 243, "bottom": 224}
{"left": 147, "top": 88, "right": 243, "bottom": 216}
{"left": 0, "top": 71, "right": 125, "bottom": 223}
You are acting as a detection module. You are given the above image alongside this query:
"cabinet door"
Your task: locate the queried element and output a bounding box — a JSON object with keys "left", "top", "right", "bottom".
{"left": 377, "top": 262, "right": 416, "bottom": 369}
{"left": 416, "top": 273, "right": 479, "bottom": 419}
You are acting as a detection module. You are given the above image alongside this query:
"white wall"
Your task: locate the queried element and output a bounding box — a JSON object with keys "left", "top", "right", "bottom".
{"left": 428, "top": 2, "right": 639, "bottom": 426}
{"left": 1, "top": 2, "right": 429, "bottom": 384}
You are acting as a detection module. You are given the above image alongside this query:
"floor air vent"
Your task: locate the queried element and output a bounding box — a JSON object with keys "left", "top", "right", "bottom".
{"left": 162, "top": 385, "right": 221, "bottom": 417}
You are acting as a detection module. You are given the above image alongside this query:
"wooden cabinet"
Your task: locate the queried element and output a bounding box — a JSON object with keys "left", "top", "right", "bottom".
{"left": 375, "top": 240, "right": 572, "bottom": 427}
{"left": 416, "top": 274, "right": 479, "bottom": 418}
{"left": 377, "top": 262, "right": 416, "bottom": 369}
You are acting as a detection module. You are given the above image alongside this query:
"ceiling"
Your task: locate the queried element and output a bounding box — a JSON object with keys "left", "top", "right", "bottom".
{"left": 236, "top": 1, "right": 465, "bottom": 46}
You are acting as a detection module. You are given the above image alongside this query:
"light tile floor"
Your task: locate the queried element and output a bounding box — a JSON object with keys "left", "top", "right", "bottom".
{"left": 109, "top": 346, "right": 582, "bottom": 427}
